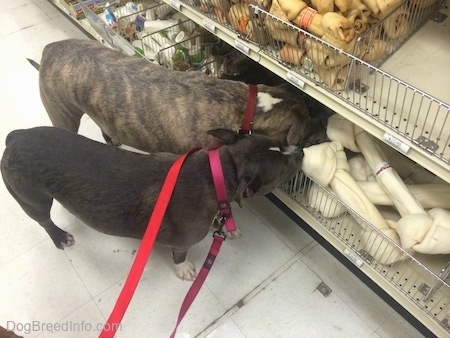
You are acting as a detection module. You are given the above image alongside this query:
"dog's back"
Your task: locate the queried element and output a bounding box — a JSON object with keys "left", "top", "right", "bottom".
{"left": 38, "top": 39, "right": 316, "bottom": 154}
{"left": 1, "top": 127, "right": 178, "bottom": 236}
{"left": 39, "top": 39, "right": 251, "bottom": 153}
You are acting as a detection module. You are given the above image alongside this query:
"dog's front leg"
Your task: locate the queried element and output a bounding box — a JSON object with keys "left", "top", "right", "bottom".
{"left": 172, "top": 248, "right": 196, "bottom": 281}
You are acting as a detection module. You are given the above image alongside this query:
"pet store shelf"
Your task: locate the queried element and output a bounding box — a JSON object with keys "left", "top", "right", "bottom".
{"left": 162, "top": 0, "right": 450, "bottom": 185}
{"left": 271, "top": 184, "right": 450, "bottom": 338}
{"left": 46, "top": 0, "right": 450, "bottom": 336}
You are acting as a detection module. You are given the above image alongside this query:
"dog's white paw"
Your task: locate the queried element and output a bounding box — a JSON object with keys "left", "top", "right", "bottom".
{"left": 224, "top": 227, "right": 241, "bottom": 240}
{"left": 62, "top": 233, "right": 76, "bottom": 247}
{"left": 175, "top": 260, "right": 196, "bottom": 281}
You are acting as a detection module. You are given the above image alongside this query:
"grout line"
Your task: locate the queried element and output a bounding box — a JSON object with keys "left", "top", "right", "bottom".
{"left": 196, "top": 250, "right": 305, "bottom": 337}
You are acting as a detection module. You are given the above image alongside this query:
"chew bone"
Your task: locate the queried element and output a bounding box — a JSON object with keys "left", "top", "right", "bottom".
{"left": 327, "top": 114, "right": 450, "bottom": 255}
{"left": 302, "top": 141, "right": 406, "bottom": 264}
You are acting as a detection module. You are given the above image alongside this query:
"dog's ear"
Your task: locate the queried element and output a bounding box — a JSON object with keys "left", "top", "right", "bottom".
{"left": 207, "top": 129, "right": 242, "bottom": 144}
{"left": 286, "top": 117, "right": 309, "bottom": 145}
{"left": 234, "top": 172, "right": 262, "bottom": 207}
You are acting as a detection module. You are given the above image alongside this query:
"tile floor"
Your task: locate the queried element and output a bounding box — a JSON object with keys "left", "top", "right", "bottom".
{"left": 0, "top": 1, "right": 425, "bottom": 337}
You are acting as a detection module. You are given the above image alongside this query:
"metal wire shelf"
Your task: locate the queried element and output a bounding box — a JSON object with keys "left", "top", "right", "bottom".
{"left": 280, "top": 170, "right": 450, "bottom": 334}
{"left": 247, "top": 4, "right": 450, "bottom": 166}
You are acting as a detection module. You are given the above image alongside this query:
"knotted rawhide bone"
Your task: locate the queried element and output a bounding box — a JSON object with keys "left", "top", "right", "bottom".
{"left": 315, "top": 63, "right": 358, "bottom": 91}
{"left": 358, "top": 39, "right": 387, "bottom": 62}
{"left": 347, "top": 8, "right": 369, "bottom": 35}
{"left": 298, "top": 7, "right": 319, "bottom": 30}
{"left": 382, "top": 5, "right": 410, "bottom": 39}
{"left": 302, "top": 141, "right": 406, "bottom": 264}
{"left": 305, "top": 33, "right": 356, "bottom": 68}
{"left": 267, "top": 0, "right": 306, "bottom": 45}
{"left": 328, "top": 114, "right": 450, "bottom": 256}
{"left": 229, "top": 3, "right": 252, "bottom": 36}
{"left": 280, "top": 44, "right": 306, "bottom": 65}
{"left": 409, "top": 0, "right": 439, "bottom": 8}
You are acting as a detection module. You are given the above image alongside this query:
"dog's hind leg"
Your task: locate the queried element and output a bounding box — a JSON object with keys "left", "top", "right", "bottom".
{"left": 172, "top": 247, "right": 196, "bottom": 280}
{"left": 4, "top": 183, "right": 74, "bottom": 249}
{"left": 46, "top": 107, "right": 83, "bottom": 133}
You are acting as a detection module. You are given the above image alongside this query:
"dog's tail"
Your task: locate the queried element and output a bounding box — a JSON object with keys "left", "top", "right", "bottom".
{"left": 27, "top": 58, "right": 40, "bottom": 71}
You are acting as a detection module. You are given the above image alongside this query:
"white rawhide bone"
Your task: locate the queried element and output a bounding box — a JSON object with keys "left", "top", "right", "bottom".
{"left": 348, "top": 154, "right": 450, "bottom": 209}
{"left": 358, "top": 182, "right": 450, "bottom": 209}
{"left": 308, "top": 183, "right": 346, "bottom": 218}
{"left": 309, "top": 153, "right": 450, "bottom": 218}
{"left": 303, "top": 141, "right": 406, "bottom": 264}
{"left": 327, "top": 114, "right": 428, "bottom": 216}
{"left": 327, "top": 114, "right": 450, "bottom": 255}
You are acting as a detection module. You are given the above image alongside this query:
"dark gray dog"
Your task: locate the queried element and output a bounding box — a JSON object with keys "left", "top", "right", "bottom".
{"left": 37, "top": 39, "right": 313, "bottom": 154}
{"left": 1, "top": 127, "right": 303, "bottom": 280}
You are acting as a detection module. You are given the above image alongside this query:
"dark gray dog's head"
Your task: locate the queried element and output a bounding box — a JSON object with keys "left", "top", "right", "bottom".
{"left": 208, "top": 129, "right": 303, "bottom": 206}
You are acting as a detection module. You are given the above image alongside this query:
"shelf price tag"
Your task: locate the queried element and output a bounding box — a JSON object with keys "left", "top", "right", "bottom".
{"left": 234, "top": 39, "right": 250, "bottom": 55}
{"left": 286, "top": 72, "right": 305, "bottom": 89}
{"left": 169, "top": 0, "right": 181, "bottom": 10}
{"left": 383, "top": 132, "right": 410, "bottom": 154}
{"left": 202, "top": 20, "right": 216, "bottom": 33}
{"left": 344, "top": 248, "right": 364, "bottom": 268}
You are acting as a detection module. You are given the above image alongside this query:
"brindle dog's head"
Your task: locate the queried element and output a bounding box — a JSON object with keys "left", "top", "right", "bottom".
{"left": 207, "top": 129, "right": 304, "bottom": 206}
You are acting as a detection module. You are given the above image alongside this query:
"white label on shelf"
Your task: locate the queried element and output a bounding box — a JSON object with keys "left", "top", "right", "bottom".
{"left": 169, "top": 0, "right": 181, "bottom": 10}
{"left": 202, "top": 20, "right": 216, "bottom": 33}
{"left": 286, "top": 72, "right": 305, "bottom": 89}
{"left": 383, "top": 132, "right": 410, "bottom": 154}
{"left": 234, "top": 40, "right": 250, "bottom": 55}
{"left": 344, "top": 248, "right": 364, "bottom": 268}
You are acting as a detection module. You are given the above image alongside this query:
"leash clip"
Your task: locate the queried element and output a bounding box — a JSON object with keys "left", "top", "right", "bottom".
{"left": 213, "top": 229, "right": 226, "bottom": 240}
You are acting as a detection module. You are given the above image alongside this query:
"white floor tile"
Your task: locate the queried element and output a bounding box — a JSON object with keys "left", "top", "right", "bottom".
{"left": 0, "top": 2, "right": 53, "bottom": 37}
{"left": 36, "top": 301, "right": 106, "bottom": 338}
{"left": 243, "top": 196, "right": 315, "bottom": 252}
{"left": 0, "top": 241, "right": 92, "bottom": 336}
{"left": 374, "top": 311, "right": 425, "bottom": 338}
{"left": 93, "top": 246, "right": 226, "bottom": 338}
{"left": 201, "top": 205, "right": 299, "bottom": 309}
{"left": 204, "top": 318, "right": 246, "bottom": 338}
{"left": 230, "top": 258, "right": 374, "bottom": 338}
{"left": 300, "top": 244, "right": 397, "bottom": 332}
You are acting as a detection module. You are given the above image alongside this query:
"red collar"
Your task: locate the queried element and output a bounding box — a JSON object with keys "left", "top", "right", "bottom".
{"left": 239, "top": 84, "right": 258, "bottom": 135}
{"left": 208, "top": 148, "right": 237, "bottom": 233}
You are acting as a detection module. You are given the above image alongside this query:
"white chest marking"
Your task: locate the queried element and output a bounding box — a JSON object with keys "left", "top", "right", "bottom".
{"left": 257, "top": 93, "right": 282, "bottom": 112}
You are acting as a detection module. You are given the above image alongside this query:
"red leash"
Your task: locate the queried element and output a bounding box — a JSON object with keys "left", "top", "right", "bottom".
{"left": 99, "top": 147, "right": 200, "bottom": 338}
{"left": 239, "top": 84, "right": 258, "bottom": 134}
{"left": 99, "top": 147, "right": 237, "bottom": 338}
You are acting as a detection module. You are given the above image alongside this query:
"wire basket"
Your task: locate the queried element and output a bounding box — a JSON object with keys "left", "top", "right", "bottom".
{"left": 280, "top": 168, "right": 450, "bottom": 334}
{"left": 81, "top": 0, "right": 222, "bottom": 71}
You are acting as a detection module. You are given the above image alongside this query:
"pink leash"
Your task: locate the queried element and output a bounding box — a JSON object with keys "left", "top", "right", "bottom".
{"left": 99, "top": 147, "right": 236, "bottom": 338}
{"left": 169, "top": 147, "right": 237, "bottom": 337}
